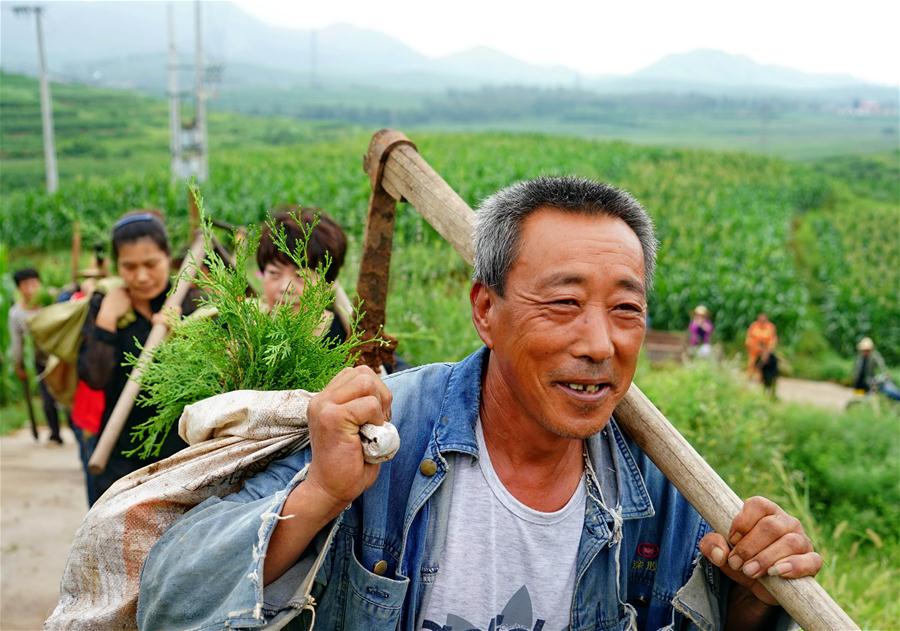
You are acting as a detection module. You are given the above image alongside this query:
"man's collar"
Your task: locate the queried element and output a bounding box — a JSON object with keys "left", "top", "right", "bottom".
{"left": 432, "top": 346, "right": 654, "bottom": 519}
{"left": 431, "top": 346, "right": 487, "bottom": 457}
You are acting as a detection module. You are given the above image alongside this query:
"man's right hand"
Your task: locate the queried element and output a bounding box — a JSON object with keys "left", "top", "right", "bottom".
{"left": 264, "top": 366, "right": 393, "bottom": 586}
{"left": 303, "top": 365, "right": 393, "bottom": 518}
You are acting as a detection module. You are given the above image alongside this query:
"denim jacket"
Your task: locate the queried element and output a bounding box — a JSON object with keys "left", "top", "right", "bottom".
{"left": 139, "top": 347, "right": 784, "bottom": 631}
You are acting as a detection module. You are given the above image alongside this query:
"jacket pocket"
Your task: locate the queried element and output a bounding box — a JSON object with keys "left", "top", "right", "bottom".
{"left": 574, "top": 606, "right": 638, "bottom": 631}
{"left": 343, "top": 545, "right": 410, "bottom": 628}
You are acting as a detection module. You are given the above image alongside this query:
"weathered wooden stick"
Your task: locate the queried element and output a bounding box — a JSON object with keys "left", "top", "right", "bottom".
{"left": 88, "top": 235, "right": 207, "bottom": 475}
{"left": 361, "top": 129, "right": 858, "bottom": 630}
{"left": 71, "top": 220, "right": 82, "bottom": 286}
{"left": 333, "top": 282, "right": 353, "bottom": 337}
{"left": 380, "top": 143, "right": 475, "bottom": 264}
{"left": 615, "top": 386, "right": 857, "bottom": 629}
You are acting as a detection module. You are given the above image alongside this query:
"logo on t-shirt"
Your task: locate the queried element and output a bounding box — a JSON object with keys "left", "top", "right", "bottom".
{"left": 636, "top": 542, "right": 659, "bottom": 560}
{"left": 422, "top": 584, "right": 556, "bottom": 631}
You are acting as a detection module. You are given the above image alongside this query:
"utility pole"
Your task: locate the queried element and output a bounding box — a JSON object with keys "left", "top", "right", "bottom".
{"left": 194, "top": 0, "right": 208, "bottom": 182}
{"left": 167, "top": 1, "right": 211, "bottom": 186}
{"left": 167, "top": 3, "right": 181, "bottom": 183}
{"left": 13, "top": 5, "right": 58, "bottom": 193}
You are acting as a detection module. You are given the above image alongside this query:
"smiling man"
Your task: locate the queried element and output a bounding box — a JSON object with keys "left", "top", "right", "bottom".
{"left": 138, "top": 176, "right": 820, "bottom": 630}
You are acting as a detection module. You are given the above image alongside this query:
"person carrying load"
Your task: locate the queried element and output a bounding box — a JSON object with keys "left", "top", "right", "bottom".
{"left": 138, "top": 177, "right": 821, "bottom": 630}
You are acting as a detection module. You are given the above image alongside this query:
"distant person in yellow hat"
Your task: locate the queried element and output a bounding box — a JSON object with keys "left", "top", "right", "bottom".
{"left": 687, "top": 304, "right": 714, "bottom": 358}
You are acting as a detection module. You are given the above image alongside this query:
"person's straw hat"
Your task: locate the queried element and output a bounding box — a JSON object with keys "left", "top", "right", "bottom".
{"left": 693, "top": 305, "right": 710, "bottom": 317}
{"left": 857, "top": 337, "right": 875, "bottom": 351}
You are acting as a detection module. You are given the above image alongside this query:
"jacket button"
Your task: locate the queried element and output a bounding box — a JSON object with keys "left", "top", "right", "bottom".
{"left": 419, "top": 458, "right": 437, "bottom": 476}
{"left": 373, "top": 560, "right": 388, "bottom": 576}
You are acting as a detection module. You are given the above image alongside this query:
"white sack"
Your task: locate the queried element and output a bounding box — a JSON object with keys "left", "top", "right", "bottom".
{"left": 45, "top": 389, "right": 315, "bottom": 630}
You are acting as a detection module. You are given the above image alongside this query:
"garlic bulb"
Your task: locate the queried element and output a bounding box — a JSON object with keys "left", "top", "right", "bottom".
{"left": 359, "top": 422, "right": 401, "bottom": 464}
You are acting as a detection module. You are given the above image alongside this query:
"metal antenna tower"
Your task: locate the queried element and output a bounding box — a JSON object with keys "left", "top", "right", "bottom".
{"left": 168, "top": 0, "right": 210, "bottom": 183}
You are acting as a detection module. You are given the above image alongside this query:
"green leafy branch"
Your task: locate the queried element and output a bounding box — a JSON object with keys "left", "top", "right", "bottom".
{"left": 123, "top": 186, "right": 364, "bottom": 459}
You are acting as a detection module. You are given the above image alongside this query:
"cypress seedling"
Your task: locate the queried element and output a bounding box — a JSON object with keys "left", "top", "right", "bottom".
{"left": 124, "top": 190, "right": 363, "bottom": 459}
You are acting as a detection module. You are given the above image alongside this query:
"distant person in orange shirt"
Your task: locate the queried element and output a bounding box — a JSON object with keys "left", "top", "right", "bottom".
{"left": 745, "top": 312, "right": 777, "bottom": 378}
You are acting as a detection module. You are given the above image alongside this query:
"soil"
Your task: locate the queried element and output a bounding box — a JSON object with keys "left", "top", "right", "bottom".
{"left": 775, "top": 377, "right": 856, "bottom": 410}
{"left": 1, "top": 426, "right": 86, "bottom": 631}
{"left": 0, "top": 377, "right": 855, "bottom": 629}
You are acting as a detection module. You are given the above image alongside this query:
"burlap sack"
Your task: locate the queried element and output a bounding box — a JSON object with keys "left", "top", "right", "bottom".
{"left": 27, "top": 297, "right": 91, "bottom": 365}
{"left": 45, "top": 389, "right": 314, "bottom": 630}
{"left": 39, "top": 355, "right": 78, "bottom": 408}
{"left": 28, "top": 278, "right": 126, "bottom": 364}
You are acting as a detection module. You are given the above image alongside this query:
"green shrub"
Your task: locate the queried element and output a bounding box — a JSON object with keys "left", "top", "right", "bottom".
{"left": 794, "top": 182, "right": 900, "bottom": 364}
{"left": 636, "top": 360, "right": 787, "bottom": 499}
{"left": 638, "top": 361, "right": 900, "bottom": 628}
{"left": 0, "top": 243, "right": 15, "bottom": 406}
{"left": 781, "top": 403, "right": 900, "bottom": 544}
{"left": 128, "top": 204, "right": 363, "bottom": 458}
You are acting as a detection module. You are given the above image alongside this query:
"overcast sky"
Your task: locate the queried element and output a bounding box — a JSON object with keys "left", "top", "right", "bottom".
{"left": 232, "top": 0, "right": 899, "bottom": 85}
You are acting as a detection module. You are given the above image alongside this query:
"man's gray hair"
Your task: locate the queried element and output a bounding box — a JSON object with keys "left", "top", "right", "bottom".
{"left": 473, "top": 176, "right": 658, "bottom": 295}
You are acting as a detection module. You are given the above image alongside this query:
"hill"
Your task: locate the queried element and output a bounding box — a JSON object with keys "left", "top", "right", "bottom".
{"left": 632, "top": 49, "right": 863, "bottom": 89}
{"left": 2, "top": 1, "right": 894, "bottom": 98}
{"left": 0, "top": 72, "right": 169, "bottom": 190}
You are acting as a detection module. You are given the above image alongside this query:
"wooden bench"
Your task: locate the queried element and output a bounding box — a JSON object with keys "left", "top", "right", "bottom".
{"left": 643, "top": 329, "right": 687, "bottom": 363}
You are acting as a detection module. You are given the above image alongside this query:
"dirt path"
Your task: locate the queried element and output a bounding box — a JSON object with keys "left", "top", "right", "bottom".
{"left": 1, "top": 427, "right": 86, "bottom": 631}
{"left": 776, "top": 377, "right": 856, "bottom": 411}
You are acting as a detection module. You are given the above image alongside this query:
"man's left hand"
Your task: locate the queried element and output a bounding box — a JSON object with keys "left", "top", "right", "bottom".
{"left": 699, "top": 496, "right": 823, "bottom": 606}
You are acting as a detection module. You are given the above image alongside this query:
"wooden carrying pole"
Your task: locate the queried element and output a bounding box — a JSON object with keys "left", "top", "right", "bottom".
{"left": 71, "top": 221, "right": 81, "bottom": 286}
{"left": 88, "top": 235, "right": 206, "bottom": 475}
{"left": 357, "top": 129, "right": 857, "bottom": 630}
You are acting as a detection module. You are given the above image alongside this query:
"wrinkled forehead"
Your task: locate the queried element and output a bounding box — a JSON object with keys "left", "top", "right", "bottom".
{"left": 511, "top": 206, "right": 644, "bottom": 262}
{"left": 513, "top": 208, "right": 646, "bottom": 280}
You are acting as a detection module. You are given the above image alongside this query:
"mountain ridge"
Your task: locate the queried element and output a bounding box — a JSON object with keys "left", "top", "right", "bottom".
{"left": 0, "top": 1, "right": 891, "bottom": 95}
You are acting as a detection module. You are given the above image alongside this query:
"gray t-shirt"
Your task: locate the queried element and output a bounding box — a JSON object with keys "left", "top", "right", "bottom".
{"left": 7, "top": 302, "right": 39, "bottom": 367}
{"left": 420, "top": 420, "right": 586, "bottom": 631}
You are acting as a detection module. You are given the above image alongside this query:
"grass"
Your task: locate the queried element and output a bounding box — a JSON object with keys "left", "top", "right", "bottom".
{"left": 0, "top": 395, "right": 43, "bottom": 436}
{"left": 637, "top": 359, "right": 899, "bottom": 629}
{"left": 772, "top": 461, "right": 900, "bottom": 627}
{"left": 397, "top": 112, "right": 899, "bottom": 161}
